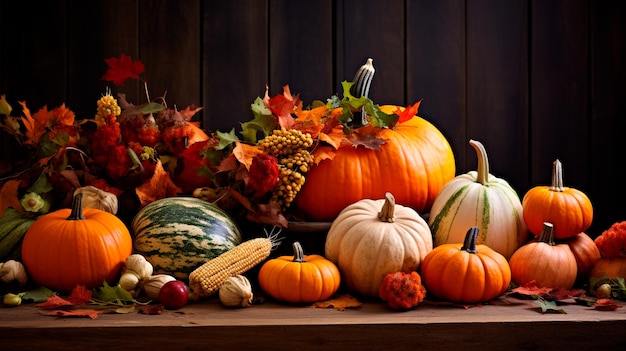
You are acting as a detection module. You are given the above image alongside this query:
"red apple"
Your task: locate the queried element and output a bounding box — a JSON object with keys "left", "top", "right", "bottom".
{"left": 158, "top": 280, "right": 189, "bottom": 309}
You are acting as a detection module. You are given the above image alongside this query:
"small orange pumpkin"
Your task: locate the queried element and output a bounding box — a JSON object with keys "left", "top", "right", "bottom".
{"left": 258, "top": 241, "right": 341, "bottom": 303}
{"left": 509, "top": 222, "right": 578, "bottom": 289}
{"left": 21, "top": 193, "right": 133, "bottom": 292}
{"left": 420, "top": 226, "right": 511, "bottom": 304}
{"left": 522, "top": 159, "right": 593, "bottom": 239}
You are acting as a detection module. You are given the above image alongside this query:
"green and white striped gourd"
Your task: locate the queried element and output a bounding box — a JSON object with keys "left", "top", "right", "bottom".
{"left": 131, "top": 197, "right": 242, "bottom": 280}
{"left": 428, "top": 139, "right": 529, "bottom": 259}
{"left": 0, "top": 208, "right": 35, "bottom": 261}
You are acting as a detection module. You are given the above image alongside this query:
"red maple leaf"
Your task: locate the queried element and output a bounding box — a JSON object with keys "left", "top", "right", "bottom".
{"left": 394, "top": 100, "right": 422, "bottom": 124}
{"left": 102, "top": 54, "right": 145, "bottom": 86}
{"left": 0, "top": 180, "right": 25, "bottom": 217}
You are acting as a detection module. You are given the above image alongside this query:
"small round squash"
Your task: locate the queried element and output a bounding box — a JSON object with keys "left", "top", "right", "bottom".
{"left": 509, "top": 222, "right": 578, "bottom": 289}
{"left": 420, "top": 226, "right": 511, "bottom": 304}
{"left": 522, "top": 159, "right": 593, "bottom": 239}
{"left": 325, "top": 192, "right": 433, "bottom": 298}
{"left": 258, "top": 241, "right": 340, "bottom": 303}
{"left": 21, "top": 193, "right": 133, "bottom": 292}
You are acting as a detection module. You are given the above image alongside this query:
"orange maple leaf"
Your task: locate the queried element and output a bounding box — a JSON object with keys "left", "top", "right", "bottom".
{"left": 135, "top": 160, "right": 182, "bottom": 208}
{"left": 232, "top": 141, "right": 263, "bottom": 169}
{"left": 18, "top": 101, "right": 53, "bottom": 146}
{"left": 0, "top": 180, "right": 25, "bottom": 217}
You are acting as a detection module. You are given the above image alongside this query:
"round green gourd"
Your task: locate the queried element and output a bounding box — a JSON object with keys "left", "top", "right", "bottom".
{"left": 131, "top": 197, "right": 242, "bottom": 280}
{"left": 428, "top": 139, "right": 529, "bottom": 259}
{"left": 0, "top": 208, "right": 35, "bottom": 261}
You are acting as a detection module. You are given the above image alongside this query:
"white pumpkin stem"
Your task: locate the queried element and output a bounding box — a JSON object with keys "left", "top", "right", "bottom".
{"left": 378, "top": 192, "right": 396, "bottom": 223}
{"left": 538, "top": 222, "right": 556, "bottom": 246}
{"left": 291, "top": 241, "right": 307, "bottom": 263}
{"left": 469, "top": 139, "right": 489, "bottom": 185}
{"left": 549, "top": 159, "right": 565, "bottom": 192}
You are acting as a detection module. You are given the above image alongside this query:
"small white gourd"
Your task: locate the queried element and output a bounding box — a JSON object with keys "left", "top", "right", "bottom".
{"left": 141, "top": 274, "right": 177, "bottom": 300}
{"left": 0, "top": 260, "right": 28, "bottom": 286}
{"left": 74, "top": 186, "right": 119, "bottom": 214}
{"left": 218, "top": 275, "right": 253, "bottom": 308}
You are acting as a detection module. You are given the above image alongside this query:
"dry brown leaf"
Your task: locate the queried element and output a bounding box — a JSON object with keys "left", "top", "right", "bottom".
{"left": 312, "top": 294, "right": 362, "bottom": 311}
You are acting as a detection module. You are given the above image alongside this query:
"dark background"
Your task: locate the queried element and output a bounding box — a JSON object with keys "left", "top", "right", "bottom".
{"left": 1, "top": 0, "right": 624, "bottom": 238}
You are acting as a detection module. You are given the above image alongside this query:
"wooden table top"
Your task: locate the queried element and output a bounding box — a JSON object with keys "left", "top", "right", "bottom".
{"left": 2, "top": 296, "right": 625, "bottom": 350}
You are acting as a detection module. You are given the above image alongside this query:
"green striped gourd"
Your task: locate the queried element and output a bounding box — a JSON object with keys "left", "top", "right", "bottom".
{"left": 131, "top": 197, "right": 242, "bottom": 279}
{"left": 0, "top": 208, "right": 35, "bottom": 261}
{"left": 428, "top": 139, "right": 529, "bottom": 259}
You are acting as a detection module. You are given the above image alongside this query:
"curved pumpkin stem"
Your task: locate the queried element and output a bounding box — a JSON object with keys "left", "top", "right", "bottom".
{"left": 291, "top": 241, "right": 307, "bottom": 263}
{"left": 67, "top": 193, "right": 86, "bottom": 221}
{"left": 537, "top": 222, "right": 556, "bottom": 246}
{"left": 549, "top": 159, "right": 565, "bottom": 192}
{"left": 378, "top": 192, "right": 396, "bottom": 223}
{"left": 469, "top": 139, "right": 489, "bottom": 185}
{"left": 460, "top": 226, "right": 479, "bottom": 254}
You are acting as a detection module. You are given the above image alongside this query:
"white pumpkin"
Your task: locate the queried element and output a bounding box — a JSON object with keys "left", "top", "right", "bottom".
{"left": 428, "top": 139, "right": 529, "bottom": 259}
{"left": 325, "top": 192, "right": 432, "bottom": 298}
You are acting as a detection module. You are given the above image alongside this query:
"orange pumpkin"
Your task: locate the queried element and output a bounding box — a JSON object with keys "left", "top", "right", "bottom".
{"left": 21, "top": 193, "right": 133, "bottom": 292}
{"left": 565, "top": 232, "right": 600, "bottom": 281}
{"left": 522, "top": 159, "right": 593, "bottom": 239}
{"left": 589, "top": 257, "right": 626, "bottom": 280}
{"left": 420, "top": 226, "right": 511, "bottom": 304}
{"left": 295, "top": 105, "right": 455, "bottom": 221}
{"left": 509, "top": 222, "right": 578, "bottom": 289}
{"left": 258, "top": 241, "right": 341, "bottom": 303}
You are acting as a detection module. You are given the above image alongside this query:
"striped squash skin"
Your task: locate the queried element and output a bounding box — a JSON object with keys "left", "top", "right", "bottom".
{"left": 131, "top": 197, "right": 242, "bottom": 279}
{"left": 428, "top": 171, "right": 528, "bottom": 260}
{"left": 0, "top": 208, "right": 35, "bottom": 261}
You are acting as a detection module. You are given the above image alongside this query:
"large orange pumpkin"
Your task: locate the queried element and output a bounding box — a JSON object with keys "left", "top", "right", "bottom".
{"left": 21, "top": 193, "right": 133, "bottom": 292}
{"left": 296, "top": 105, "right": 455, "bottom": 221}
{"left": 522, "top": 159, "right": 593, "bottom": 239}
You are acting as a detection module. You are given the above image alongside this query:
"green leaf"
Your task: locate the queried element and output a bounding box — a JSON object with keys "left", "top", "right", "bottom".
{"left": 21, "top": 286, "right": 56, "bottom": 303}
{"left": 91, "top": 281, "right": 134, "bottom": 305}
{"left": 138, "top": 102, "right": 166, "bottom": 115}
{"left": 215, "top": 128, "right": 240, "bottom": 150}
{"left": 533, "top": 299, "right": 567, "bottom": 314}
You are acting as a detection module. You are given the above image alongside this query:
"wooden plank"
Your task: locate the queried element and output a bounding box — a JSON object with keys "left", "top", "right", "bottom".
{"left": 530, "top": 0, "right": 590, "bottom": 190}
{"left": 268, "top": 0, "right": 334, "bottom": 103}
{"left": 406, "top": 0, "right": 466, "bottom": 172}
{"left": 66, "top": 0, "right": 140, "bottom": 119}
{"left": 140, "top": 0, "right": 201, "bottom": 116}
{"left": 1, "top": 300, "right": 626, "bottom": 350}
{"left": 202, "top": 0, "right": 269, "bottom": 132}
{"left": 589, "top": 0, "right": 626, "bottom": 236}
{"left": 337, "top": 0, "right": 405, "bottom": 106}
{"left": 466, "top": 0, "right": 529, "bottom": 194}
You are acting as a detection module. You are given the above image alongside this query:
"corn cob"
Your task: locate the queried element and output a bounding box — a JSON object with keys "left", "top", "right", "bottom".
{"left": 189, "top": 228, "right": 282, "bottom": 299}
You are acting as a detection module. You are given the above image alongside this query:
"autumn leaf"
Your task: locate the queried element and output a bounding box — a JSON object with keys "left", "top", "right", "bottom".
{"left": 18, "top": 102, "right": 52, "bottom": 146}
{"left": 264, "top": 85, "right": 301, "bottom": 130}
{"left": 312, "top": 294, "right": 362, "bottom": 311}
{"left": 594, "top": 298, "right": 623, "bottom": 311}
{"left": 232, "top": 141, "right": 263, "bottom": 169}
{"left": 42, "top": 309, "right": 103, "bottom": 319}
{"left": 135, "top": 159, "right": 182, "bottom": 208}
{"left": 35, "top": 295, "right": 74, "bottom": 309}
{"left": 533, "top": 298, "right": 567, "bottom": 314}
{"left": 66, "top": 285, "right": 93, "bottom": 305}
{"left": 102, "top": 54, "right": 145, "bottom": 86}
{"left": 0, "top": 180, "right": 24, "bottom": 217}
{"left": 395, "top": 100, "right": 422, "bottom": 124}
{"left": 510, "top": 280, "right": 554, "bottom": 298}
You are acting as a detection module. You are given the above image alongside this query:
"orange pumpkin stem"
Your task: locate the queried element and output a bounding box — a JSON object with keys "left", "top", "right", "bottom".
{"left": 291, "top": 241, "right": 307, "bottom": 263}
{"left": 378, "top": 192, "right": 396, "bottom": 223}
{"left": 460, "top": 226, "right": 479, "bottom": 254}
{"left": 469, "top": 140, "right": 489, "bottom": 185}
{"left": 67, "top": 193, "right": 86, "bottom": 221}
{"left": 549, "top": 159, "right": 565, "bottom": 192}
{"left": 537, "top": 222, "right": 556, "bottom": 245}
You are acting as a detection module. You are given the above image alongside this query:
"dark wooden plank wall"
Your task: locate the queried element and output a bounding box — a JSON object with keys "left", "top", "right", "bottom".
{"left": 1, "top": 0, "right": 624, "bottom": 237}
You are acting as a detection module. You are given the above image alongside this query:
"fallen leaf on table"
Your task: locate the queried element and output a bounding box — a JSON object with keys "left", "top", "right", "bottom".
{"left": 312, "top": 294, "right": 362, "bottom": 311}
{"left": 594, "top": 298, "right": 623, "bottom": 311}
{"left": 43, "top": 309, "right": 103, "bottom": 319}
